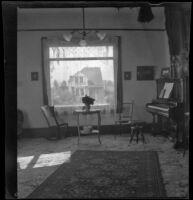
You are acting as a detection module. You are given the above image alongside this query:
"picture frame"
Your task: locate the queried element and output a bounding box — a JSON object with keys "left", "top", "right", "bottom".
{"left": 31, "top": 72, "right": 39, "bottom": 81}
{"left": 161, "top": 67, "right": 170, "bottom": 78}
{"left": 137, "top": 66, "right": 154, "bottom": 80}
{"left": 124, "top": 71, "right": 131, "bottom": 80}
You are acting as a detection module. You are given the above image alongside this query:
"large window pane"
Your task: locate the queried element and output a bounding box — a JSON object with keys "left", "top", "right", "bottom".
{"left": 50, "top": 60, "right": 114, "bottom": 106}
{"left": 49, "top": 46, "right": 113, "bottom": 58}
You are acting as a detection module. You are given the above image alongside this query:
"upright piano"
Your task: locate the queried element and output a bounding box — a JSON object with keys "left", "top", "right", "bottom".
{"left": 146, "top": 78, "right": 185, "bottom": 146}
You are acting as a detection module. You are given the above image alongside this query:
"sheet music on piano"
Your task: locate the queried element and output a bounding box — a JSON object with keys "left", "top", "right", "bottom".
{"left": 159, "top": 82, "right": 174, "bottom": 99}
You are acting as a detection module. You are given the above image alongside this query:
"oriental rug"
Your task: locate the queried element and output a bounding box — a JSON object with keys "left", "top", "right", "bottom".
{"left": 27, "top": 150, "right": 166, "bottom": 198}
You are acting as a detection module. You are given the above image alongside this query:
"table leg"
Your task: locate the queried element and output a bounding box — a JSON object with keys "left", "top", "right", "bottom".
{"left": 136, "top": 127, "right": 139, "bottom": 143}
{"left": 114, "top": 123, "right": 117, "bottom": 139}
{"left": 141, "top": 130, "right": 146, "bottom": 144}
{"left": 98, "top": 113, "right": 101, "bottom": 144}
{"left": 129, "top": 127, "right": 135, "bottom": 144}
{"left": 77, "top": 114, "right": 80, "bottom": 144}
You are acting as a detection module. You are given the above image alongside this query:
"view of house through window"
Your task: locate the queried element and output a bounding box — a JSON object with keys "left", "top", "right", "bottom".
{"left": 49, "top": 46, "right": 115, "bottom": 108}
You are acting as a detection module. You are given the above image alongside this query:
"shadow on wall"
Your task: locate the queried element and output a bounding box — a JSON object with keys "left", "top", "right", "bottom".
{"left": 21, "top": 109, "right": 31, "bottom": 129}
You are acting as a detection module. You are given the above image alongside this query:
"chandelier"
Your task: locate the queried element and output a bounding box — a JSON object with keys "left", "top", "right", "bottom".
{"left": 63, "top": 8, "right": 106, "bottom": 46}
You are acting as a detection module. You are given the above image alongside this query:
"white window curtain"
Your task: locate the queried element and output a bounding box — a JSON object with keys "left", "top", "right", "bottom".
{"left": 42, "top": 35, "right": 119, "bottom": 126}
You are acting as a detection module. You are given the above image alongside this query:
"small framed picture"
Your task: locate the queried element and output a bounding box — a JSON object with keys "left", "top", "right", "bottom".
{"left": 161, "top": 68, "right": 170, "bottom": 78}
{"left": 31, "top": 72, "right": 39, "bottom": 81}
{"left": 124, "top": 72, "right": 131, "bottom": 80}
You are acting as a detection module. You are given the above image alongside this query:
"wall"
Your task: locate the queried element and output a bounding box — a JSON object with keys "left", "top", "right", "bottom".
{"left": 17, "top": 7, "right": 170, "bottom": 128}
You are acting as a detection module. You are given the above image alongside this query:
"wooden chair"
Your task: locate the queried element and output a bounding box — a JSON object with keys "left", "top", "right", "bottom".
{"left": 41, "top": 105, "right": 68, "bottom": 140}
{"left": 115, "top": 101, "right": 134, "bottom": 138}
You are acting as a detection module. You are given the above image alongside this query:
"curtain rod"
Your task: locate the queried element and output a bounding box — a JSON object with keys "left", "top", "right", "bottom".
{"left": 17, "top": 28, "right": 166, "bottom": 32}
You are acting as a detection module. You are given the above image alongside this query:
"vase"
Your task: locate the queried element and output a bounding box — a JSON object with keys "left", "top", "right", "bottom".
{"left": 85, "top": 104, "right": 90, "bottom": 111}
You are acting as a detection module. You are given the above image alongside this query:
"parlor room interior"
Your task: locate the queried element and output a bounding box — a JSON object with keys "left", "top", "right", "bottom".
{"left": 7, "top": 1, "right": 191, "bottom": 199}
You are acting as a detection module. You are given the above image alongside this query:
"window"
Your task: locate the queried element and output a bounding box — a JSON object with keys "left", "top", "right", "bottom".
{"left": 75, "top": 77, "right": 78, "bottom": 84}
{"left": 80, "top": 77, "right": 83, "bottom": 84}
{"left": 49, "top": 46, "right": 115, "bottom": 108}
{"left": 80, "top": 88, "right": 84, "bottom": 96}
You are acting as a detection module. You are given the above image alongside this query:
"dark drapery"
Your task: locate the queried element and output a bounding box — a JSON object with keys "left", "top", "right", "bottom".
{"left": 116, "top": 36, "right": 123, "bottom": 113}
{"left": 165, "top": 4, "right": 191, "bottom": 143}
{"left": 164, "top": 4, "right": 191, "bottom": 55}
{"left": 164, "top": 6, "right": 183, "bottom": 56}
{"left": 164, "top": 4, "right": 191, "bottom": 77}
{"left": 41, "top": 37, "right": 49, "bottom": 105}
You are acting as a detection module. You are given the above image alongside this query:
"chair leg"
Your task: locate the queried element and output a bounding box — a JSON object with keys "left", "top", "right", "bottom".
{"left": 128, "top": 126, "right": 132, "bottom": 138}
{"left": 141, "top": 131, "right": 146, "bottom": 144}
{"left": 98, "top": 133, "right": 101, "bottom": 144}
{"left": 136, "top": 128, "right": 139, "bottom": 143}
{"left": 129, "top": 128, "right": 135, "bottom": 144}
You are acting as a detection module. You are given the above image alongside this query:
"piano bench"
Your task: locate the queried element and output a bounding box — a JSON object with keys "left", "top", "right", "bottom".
{"left": 129, "top": 122, "right": 146, "bottom": 144}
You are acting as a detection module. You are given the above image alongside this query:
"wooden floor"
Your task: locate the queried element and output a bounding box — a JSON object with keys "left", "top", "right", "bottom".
{"left": 17, "top": 133, "right": 189, "bottom": 198}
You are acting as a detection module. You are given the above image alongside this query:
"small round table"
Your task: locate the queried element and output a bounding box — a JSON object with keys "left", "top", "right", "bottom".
{"left": 73, "top": 109, "right": 102, "bottom": 144}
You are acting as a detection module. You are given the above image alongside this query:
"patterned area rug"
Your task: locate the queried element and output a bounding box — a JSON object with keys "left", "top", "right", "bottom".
{"left": 27, "top": 150, "right": 166, "bottom": 198}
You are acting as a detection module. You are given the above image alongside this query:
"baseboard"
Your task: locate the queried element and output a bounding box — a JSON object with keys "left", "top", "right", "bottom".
{"left": 19, "top": 123, "right": 152, "bottom": 139}
{"left": 20, "top": 125, "right": 118, "bottom": 138}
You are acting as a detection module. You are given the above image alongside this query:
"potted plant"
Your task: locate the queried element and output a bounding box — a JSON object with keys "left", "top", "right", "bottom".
{"left": 82, "top": 95, "right": 95, "bottom": 111}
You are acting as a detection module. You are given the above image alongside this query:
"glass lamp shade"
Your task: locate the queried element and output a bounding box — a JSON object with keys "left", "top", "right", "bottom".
{"left": 96, "top": 32, "right": 106, "bottom": 40}
{"left": 63, "top": 33, "right": 73, "bottom": 42}
{"left": 79, "top": 39, "right": 87, "bottom": 46}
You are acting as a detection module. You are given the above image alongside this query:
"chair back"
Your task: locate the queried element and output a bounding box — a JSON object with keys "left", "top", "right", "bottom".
{"left": 41, "top": 105, "right": 58, "bottom": 127}
{"left": 119, "top": 101, "right": 134, "bottom": 121}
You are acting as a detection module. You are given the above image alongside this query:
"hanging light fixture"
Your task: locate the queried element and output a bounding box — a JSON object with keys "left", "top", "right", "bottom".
{"left": 63, "top": 32, "right": 73, "bottom": 42}
{"left": 79, "top": 7, "right": 87, "bottom": 46}
{"left": 63, "top": 8, "right": 106, "bottom": 45}
{"left": 96, "top": 31, "right": 106, "bottom": 40}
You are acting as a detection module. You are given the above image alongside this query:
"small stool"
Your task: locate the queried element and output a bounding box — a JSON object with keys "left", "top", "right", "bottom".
{"left": 129, "top": 121, "right": 146, "bottom": 144}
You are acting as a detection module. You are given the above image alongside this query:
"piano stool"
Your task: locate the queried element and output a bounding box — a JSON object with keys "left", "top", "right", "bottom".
{"left": 129, "top": 121, "right": 146, "bottom": 144}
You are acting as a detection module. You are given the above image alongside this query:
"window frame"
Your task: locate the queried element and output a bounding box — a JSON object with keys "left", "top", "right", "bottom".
{"left": 42, "top": 36, "right": 119, "bottom": 109}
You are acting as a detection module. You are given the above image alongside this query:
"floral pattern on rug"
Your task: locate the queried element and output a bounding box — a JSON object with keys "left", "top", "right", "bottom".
{"left": 27, "top": 150, "right": 166, "bottom": 198}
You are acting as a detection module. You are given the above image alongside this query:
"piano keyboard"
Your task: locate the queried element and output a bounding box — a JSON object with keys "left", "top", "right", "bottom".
{"left": 147, "top": 105, "right": 169, "bottom": 112}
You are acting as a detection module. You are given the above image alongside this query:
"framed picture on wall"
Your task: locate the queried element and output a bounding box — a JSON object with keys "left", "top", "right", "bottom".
{"left": 137, "top": 66, "right": 154, "bottom": 80}
{"left": 31, "top": 72, "right": 39, "bottom": 81}
{"left": 124, "top": 71, "right": 131, "bottom": 80}
{"left": 161, "top": 67, "right": 170, "bottom": 78}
